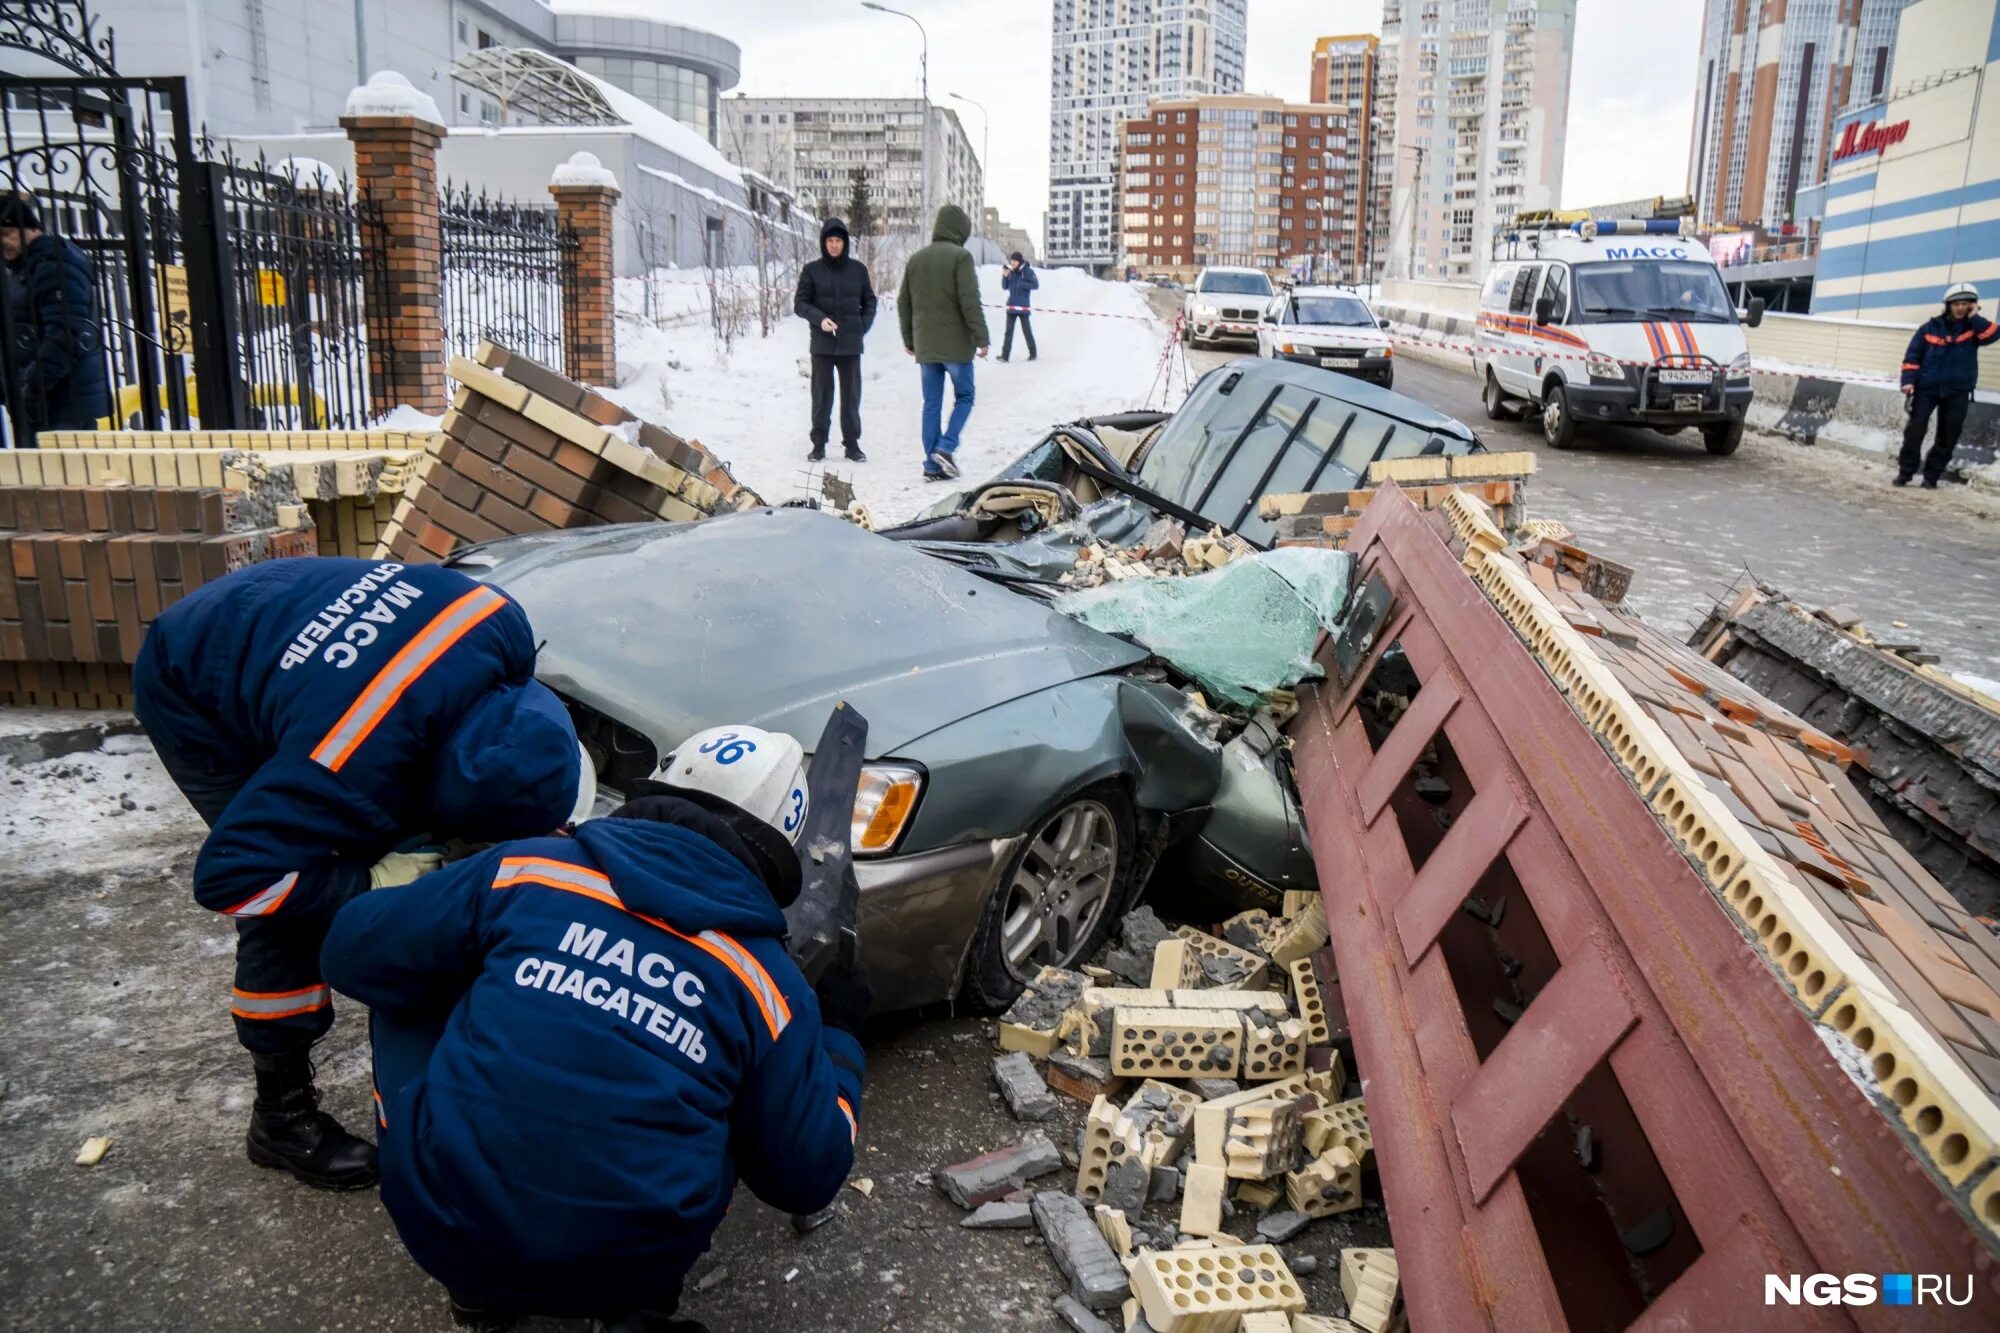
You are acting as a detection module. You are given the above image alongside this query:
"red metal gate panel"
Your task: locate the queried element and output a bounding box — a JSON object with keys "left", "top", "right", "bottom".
{"left": 1291, "top": 486, "right": 1995, "bottom": 1332}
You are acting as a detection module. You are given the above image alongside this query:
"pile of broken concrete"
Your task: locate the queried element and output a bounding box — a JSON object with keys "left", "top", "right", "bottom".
{"left": 934, "top": 896, "right": 1405, "bottom": 1333}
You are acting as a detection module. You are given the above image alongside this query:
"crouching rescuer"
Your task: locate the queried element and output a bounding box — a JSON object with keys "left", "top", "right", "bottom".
{"left": 133, "top": 557, "right": 586, "bottom": 1190}
{"left": 320, "top": 723, "right": 871, "bottom": 1331}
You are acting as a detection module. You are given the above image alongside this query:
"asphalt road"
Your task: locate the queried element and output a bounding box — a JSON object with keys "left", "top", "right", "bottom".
{"left": 1179, "top": 329, "right": 2000, "bottom": 676}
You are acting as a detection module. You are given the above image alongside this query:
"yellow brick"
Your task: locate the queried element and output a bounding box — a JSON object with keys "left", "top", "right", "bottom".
{"left": 0, "top": 453, "right": 19, "bottom": 485}
{"left": 659, "top": 495, "right": 705, "bottom": 523}
{"left": 1367, "top": 456, "right": 1451, "bottom": 484}
{"left": 522, "top": 393, "right": 614, "bottom": 452}
{"left": 1450, "top": 450, "right": 1537, "bottom": 478}
{"left": 1819, "top": 987, "right": 2000, "bottom": 1188}
{"left": 448, "top": 357, "right": 533, "bottom": 413}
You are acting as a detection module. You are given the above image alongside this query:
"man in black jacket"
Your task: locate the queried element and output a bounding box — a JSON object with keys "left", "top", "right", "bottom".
{"left": 793, "top": 218, "right": 877, "bottom": 463}
{"left": 1, "top": 195, "right": 110, "bottom": 444}
{"left": 1897, "top": 282, "right": 1999, "bottom": 488}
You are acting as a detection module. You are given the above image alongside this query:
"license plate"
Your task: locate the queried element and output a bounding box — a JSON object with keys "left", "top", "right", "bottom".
{"left": 1658, "top": 369, "right": 1711, "bottom": 384}
{"left": 1672, "top": 394, "right": 1703, "bottom": 413}
{"left": 1321, "top": 357, "right": 1361, "bottom": 368}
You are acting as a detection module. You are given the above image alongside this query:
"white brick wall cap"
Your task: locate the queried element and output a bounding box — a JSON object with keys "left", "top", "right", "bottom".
{"left": 550, "top": 151, "right": 620, "bottom": 191}
{"left": 343, "top": 71, "right": 444, "bottom": 128}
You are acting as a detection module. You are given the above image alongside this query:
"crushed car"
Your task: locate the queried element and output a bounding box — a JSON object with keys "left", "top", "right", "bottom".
{"left": 452, "top": 360, "right": 1489, "bottom": 1012}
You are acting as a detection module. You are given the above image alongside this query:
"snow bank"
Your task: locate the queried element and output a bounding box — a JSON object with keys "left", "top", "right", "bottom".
{"left": 603, "top": 267, "right": 1183, "bottom": 524}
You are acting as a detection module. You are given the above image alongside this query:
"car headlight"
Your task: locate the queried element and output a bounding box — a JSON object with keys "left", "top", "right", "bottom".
{"left": 1194, "top": 303, "right": 1216, "bottom": 317}
{"left": 851, "top": 763, "right": 924, "bottom": 856}
{"left": 1586, "top": 355, "right": 1625, "bottom": 380}
{"left": 1728, "top": 352, "right": 1752, "bottom": 381}
{"left": 1380, "top": 345, "right": 1393, "bottom": 358}
{"left": 1276, "top": 342, "right": 1302, "bottom": 355}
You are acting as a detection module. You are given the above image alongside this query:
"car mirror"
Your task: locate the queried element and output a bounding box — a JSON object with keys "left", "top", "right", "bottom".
{"left": 1741, "top": 296, "right": 1767, "bottom": 328}
{"left": 1378, "top": 316, "right": 1392, "bottom": 329}
{"left": 1534, "top": 295, "right": 1555, "bottom": 326}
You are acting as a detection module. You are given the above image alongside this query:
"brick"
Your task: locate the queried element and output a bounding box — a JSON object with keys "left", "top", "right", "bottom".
{"left": 993, "top": 1051, "right": 1060, "bottom": 1121}
{"left": 1031, "top": 1190, "right": 1130, "bottom": 1313}
{"left": 502, "top": 446, "right": 597, "bottom": 505}
{"left": 472, "top": 491, "right": 555, "bottom": 536}
{"left": 577, "top": 391, "right": 633, "bottom": 427}
{"left": 553, "top": 441, "right": 602, "bottom": 480}
{"left": 486, "top": 347, "right": 587, "bottom": 411}
{"left": 584, "top": 488, "right": 653, "bottom": 527}
{"left": 959, "top": 1200, "right": 1035, "bottom": 1230}
{"left": 935, "top": 1132, "right": 1063, "bottom": 1208}
{"left": 526, "top": 492, "right": 578, "bottom": 528}
{"left": 1046, "top": 1049, "right": 1127, "bottom": 1105}
{"left": 472, "top": 396, "right": 564, "bottom": 458}
{"left": 58, "top": 487, "right": 88, "bottom": 532}
{"left": 1132, "top": 1245, "right": 1305, "bottom": 1331}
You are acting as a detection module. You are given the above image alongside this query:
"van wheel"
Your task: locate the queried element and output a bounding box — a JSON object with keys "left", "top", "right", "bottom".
{"left": 1482, "top": 370, "right": 1514, "bottom": 421}
{"left": 1541, "top": 383, "right": 1578, "bottom": 450}
{"left": 1703, "top": 419, "right": 1744, "bottom": 456}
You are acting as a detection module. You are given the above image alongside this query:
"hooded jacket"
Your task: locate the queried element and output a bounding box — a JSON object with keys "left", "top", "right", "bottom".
{"left": 794, "top": 217, "right": 877, "bottom": 357}
{"left": 320, "top": 808, "right": 864, "bottom": 1317}
{"left": 899, "top": 204, "right": 991, "bottom": 364}
{"left": 1001, "top": 260, "right": 1039, "bottom": 311}
{"left": 5, "top": 231, "right": 112, "bottom": 433}
{"left": 132, "top": 557, "right": 579, "bottom": 922}
{"left": 1901, "top": 309, "right": 1998, "bottom": 396}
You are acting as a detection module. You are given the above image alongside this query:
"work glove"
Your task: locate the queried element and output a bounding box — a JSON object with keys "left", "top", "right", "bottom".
{"left": 368, "top": 850, "right": 444, "bottom": 889}
{"left": 814, "top": 957, "right": 875, "bottom": 1037}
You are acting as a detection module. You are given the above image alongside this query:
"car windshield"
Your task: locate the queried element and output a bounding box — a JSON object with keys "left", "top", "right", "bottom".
{"left": 1201, "top": 272, "right": 1274, "bottom": 296}
{"left": 1291, "top": 296, "right": 1374, "bottom": 327}
{"left": 1572, "top": 261, "right": 1735, "bottom": 323}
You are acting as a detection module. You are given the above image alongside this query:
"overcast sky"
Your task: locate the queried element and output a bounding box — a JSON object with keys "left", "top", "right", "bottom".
{"left": 716, "top": 0, "right": 1704, "bottom": 244}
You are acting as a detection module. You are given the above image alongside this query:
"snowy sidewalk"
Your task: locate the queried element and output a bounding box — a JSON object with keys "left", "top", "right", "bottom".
{"left": 603, "top": 267, "right": 1184, "bottom": 524}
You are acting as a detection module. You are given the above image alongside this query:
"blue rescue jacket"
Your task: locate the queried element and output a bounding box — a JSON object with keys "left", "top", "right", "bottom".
{"left": 1001, "top": 262, "right": 1039, "bottom": 310}
{"left": 1901, "top": 312, "right": 1998, "bottom": 396}
{"left": 133, "top": 557, "right": 579, "bottom": 921}
{"left": 321, "top": 811, "right": 865, "bottom": 1317}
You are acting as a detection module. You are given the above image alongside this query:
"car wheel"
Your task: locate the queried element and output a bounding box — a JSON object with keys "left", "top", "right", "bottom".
{"left": 1378, "top": 369, "right": 1394, "bottom": 391}
{"left": 1541, "top": 382, "right": 1578, "bottom": 450}
{"left": 1703, "top": 419, "right": 1744, "bottom": 455}
{"left": 961, "top": 785, "right": 1137, "bottom": 1012}
{"left": 1483, "top": 370, "right": 1514, "bottom": 421}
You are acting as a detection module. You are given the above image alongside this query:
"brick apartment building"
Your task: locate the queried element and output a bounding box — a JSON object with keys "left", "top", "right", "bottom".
{"left": 1309, "top": 34, "right": 1382, "bottom": 283}
{"left": 1118, "top": 94, "right": 1353, "bottom": 285}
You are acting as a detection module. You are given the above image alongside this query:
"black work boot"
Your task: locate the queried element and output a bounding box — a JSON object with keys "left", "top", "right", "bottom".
{"left": 245, "top": 1051, "right": 379, "bottom": 1191}
{"left": 450, "top": 1295, "right": 520, "bottom": 1331}
{"left": 806, "top": 443, "right": 826, "bottom": 462}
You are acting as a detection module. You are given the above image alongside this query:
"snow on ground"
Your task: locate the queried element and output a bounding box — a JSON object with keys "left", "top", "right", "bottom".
{"left": 602, "top": 266, "right": 1185, "bottom": 524}
{"left": 4, "top": 733, "right": 200, "bottom": 879}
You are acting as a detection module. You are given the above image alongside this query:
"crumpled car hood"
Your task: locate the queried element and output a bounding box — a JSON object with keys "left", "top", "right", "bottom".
{"left": 453, "top": 508, "right": 1152, "bottom": 757}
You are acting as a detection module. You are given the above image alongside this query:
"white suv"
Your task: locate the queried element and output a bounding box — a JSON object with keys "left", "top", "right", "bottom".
{"left": 1183, "top": 267, "right": 1276, "bottom": 348}
{"left": 1256, "top": 286, "right": 1395, "bottom": 389}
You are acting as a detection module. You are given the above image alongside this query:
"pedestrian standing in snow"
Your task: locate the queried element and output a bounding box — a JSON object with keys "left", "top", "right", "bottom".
{"left": 898, "top": 203, "right": 990, "bottom": 481}
{"left": 998, "top": 252, "right": 1038, "bottom": 362}
{"left": 793, "top": 217, "right": 876, "bottom": 463}
{"left": 1896, "top": 282, "right": 1998, "bottom": 489}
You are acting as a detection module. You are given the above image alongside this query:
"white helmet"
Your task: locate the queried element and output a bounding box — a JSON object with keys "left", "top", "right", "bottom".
{"left": 569, "top": 741, "right": 598, "bottom": 826}
{"left": 1944, "top": 282, "right": 1979, "bottom": 304}
{"left": 652, "top": 724, "right": 809, "bottom": 844}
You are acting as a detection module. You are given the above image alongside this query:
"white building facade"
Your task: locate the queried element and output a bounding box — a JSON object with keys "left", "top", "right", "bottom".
{"left": 724, "top": 97, "right": 983, "bottom": 236}
{"left": 1380, "top": 0, "right": 1577, "bottom": 283}
{"left": 1046, "top": 0, "right": 1248, "bottom": 273}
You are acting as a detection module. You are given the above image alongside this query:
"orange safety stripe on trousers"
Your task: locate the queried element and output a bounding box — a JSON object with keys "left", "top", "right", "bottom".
{"left": 837, "top": 1096, "right": 857, "bottom": 1141}
{"left": 231, "top": 982, "right": 332, "bottom": 1020}
{"left": 374, "top": 1088, "right": 386, "bottom": 1129}
{"left": 310, "top": 586, "right": 508, "bottom": 771}
{"left": 489, "top": 859, "right": 790, "bottom": 1039}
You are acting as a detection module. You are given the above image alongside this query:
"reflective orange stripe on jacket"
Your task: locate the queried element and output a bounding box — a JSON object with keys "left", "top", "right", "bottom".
{"left": 310, "top": 586, "right": 508, "bottom": 771}
{"left": 490, "top": 855, "right": 792, "bottom": 1039}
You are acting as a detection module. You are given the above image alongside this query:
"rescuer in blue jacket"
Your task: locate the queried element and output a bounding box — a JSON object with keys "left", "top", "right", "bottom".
{"left": 322, "top": 723, "right": 871, "bottom": 1332}
{"left": 133, "top": 556, "right": 584, "bottom": 1192}
{"left": 1897, "top": 282, "right": 1999, "bottom": 488}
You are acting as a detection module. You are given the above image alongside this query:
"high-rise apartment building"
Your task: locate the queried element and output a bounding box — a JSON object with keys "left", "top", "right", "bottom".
{"left": 1687, "top": 0, "right": 1911, "bottom": 230}
{"left": 1117, "top": 94, "right": 1352, "bottom": 282}
{"left": 1380, "top": 0, "right": 1578, "bottom": 283}
{"left": 725, "top": 98, "right": 983, "bottom": 234}
{"left": 1047, "top": 0, "right": 1248, "bottom": 273}
{"left": 1310, "top": 34, "right": 1383, "bottom": 281}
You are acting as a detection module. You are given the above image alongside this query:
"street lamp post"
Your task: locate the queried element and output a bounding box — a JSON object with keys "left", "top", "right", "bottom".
{"left": 949, "top": 92, "right": 989, "bottom": 251}
{"left": 862, "top": 2, "right": 929, "bottom": 233}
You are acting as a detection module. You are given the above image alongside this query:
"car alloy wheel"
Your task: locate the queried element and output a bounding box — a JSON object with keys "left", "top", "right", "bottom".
{"left": 998, "top": 799, "right": 1121, "bottom": 981}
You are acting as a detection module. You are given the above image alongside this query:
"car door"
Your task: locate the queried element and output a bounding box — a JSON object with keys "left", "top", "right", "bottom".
{"left": 1258, "top": 296, "right": 1285, "bottom": 357}
{"left": 1497, "top": 264, "right": 1543, "bottom": 396}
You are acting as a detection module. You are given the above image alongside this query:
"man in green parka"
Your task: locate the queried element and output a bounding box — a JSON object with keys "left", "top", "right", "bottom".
{"left": 898, "top": 204, "right": 991, "bottom": 481}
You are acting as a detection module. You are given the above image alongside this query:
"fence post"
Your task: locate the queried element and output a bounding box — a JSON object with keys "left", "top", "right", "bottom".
{"left": 340, "top": 71, "right": 447, "bottom": 416}
{"left": 549, "top": 152, "right": 621, "bottom": 386}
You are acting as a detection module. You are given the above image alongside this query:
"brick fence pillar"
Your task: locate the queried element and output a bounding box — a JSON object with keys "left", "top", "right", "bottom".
{"left": 341, "top": 72, "right": 448, "bottom": 417}
{"left": 549, "top": 152, "right": 621, "bottom": 387}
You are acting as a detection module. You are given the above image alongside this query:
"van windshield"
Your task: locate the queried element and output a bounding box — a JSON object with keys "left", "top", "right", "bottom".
{"left": 1200, "top": 271, "right": 1275, "bottom": 296}
{"left": 1572, "top": 261, "right": 1735, "bottom": 323}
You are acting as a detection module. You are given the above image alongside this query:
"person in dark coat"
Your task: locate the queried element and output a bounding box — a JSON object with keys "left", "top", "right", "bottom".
{"left": 998, "top": 252, "right": 1039, "bottom": 362}
{"left": 1897, "top": 282, "right": 1999, "bottom": 488}
{"left": 322, "top": 732, "right": 870, "bottom": 1331}
{"left": 1, "top": 194, "right": 111, "bottom": 443}
{"left": 133, "top": 556, "right": 584, "bottom": 1193}
{"left": 793, "top": 217, "right": 877, "bottom": 463}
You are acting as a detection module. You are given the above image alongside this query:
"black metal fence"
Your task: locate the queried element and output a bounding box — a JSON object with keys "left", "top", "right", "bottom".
{"left": 214, "top": 151, "right": 388, "bottom": 429}
{"left": 440, "top": 182, "right": 577, "bottom": 385}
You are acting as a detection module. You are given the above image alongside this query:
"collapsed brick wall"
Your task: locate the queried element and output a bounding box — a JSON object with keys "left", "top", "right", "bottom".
{"left": 377, "top": 344, "right": 762, "bottom": 562}
{"left": 1261, "top": 451, "right": 1536, "bottom": 548}
{"left": 0, "top": 486, "right": 316, "bottom": 707}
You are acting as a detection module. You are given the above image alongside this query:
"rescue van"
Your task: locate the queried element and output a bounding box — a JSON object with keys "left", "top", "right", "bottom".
{"left": 1476, "top": 219, "right": 1765, "bottom": 454}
